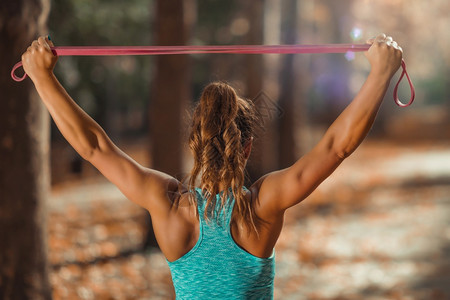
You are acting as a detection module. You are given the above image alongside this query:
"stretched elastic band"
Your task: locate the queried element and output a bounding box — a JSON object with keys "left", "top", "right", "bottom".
{"left": 11, "top": 43, "right": 415, "bottom": 106}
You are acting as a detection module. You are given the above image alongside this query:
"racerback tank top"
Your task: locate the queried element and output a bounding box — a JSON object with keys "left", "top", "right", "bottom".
{"left": 166, "top": 187, "right": 275, "bottom": 299}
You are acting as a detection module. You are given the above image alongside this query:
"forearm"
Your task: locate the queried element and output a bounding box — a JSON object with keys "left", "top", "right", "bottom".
{"left": 32, "top": 74, "right": 107, "bottom": 160}
{"left": 327, "top": 70, "right": 391, "bottom": 158}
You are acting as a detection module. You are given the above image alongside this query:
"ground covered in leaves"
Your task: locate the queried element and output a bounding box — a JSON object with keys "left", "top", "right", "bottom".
{"left": 47, "top": 141, "right": 450, "bottom": 300}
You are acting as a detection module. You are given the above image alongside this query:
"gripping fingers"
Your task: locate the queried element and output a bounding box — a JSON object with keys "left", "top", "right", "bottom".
{"left": 31, "top": 40, "right": 39, "bottom": 49}
{"left": 46, "top": 36, "right": 54, "bottom": 48}
{"left": 367, "top": 33, "right": 388, "bottom": 45}
{"left": 388, "top": 39, "right": 403, "bottom": 53}
{"left": 375, "top": 34, "right": 402, "bottom": 54}
{"left": 385, "top": 36, "right": 393, "bottom": 44}
{"left": 375, "top": 33, "right": 387, "bottom": 43}
{"left": 38, "top": 36, "right": 51, "bottom": 51}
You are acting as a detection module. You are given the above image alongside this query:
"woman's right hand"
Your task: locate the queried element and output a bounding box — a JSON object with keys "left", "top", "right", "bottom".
{"left": 21, "top": 36, "right": 58, "bottom": 82}
{"left": 365, "top": 33, "right": 403, "bottom": 80}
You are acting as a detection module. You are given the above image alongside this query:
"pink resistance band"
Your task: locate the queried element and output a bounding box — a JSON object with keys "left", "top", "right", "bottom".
{"left": 11, "top": 44, "right": 415, "bottom": 107}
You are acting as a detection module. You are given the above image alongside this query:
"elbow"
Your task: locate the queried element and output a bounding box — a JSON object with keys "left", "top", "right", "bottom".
{"left": 332, "top": 137, "right": 360, "bottom": 160}
{"left": 78, "top": 147, "right": 96, "bottom": 161}
{"left": 334, "top": 147, "right": 352, "bottom": 161}
{"left": 328, "top": 134, "right": 356, "bottom": 161}
{"left": 77, "top": 129, "right": 103, "bottom": 161}
{"left": 325, "top": 126, "right": 362, "bottom": 161}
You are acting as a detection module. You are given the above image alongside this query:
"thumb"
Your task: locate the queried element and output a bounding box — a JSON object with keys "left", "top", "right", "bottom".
{"left": 366, "top": 36, "right": 376, "bottom": 45}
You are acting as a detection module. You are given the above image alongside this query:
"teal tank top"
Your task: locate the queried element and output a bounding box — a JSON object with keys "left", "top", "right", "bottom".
{"left": 166, "top": 187, "right": 276, "bottom": 299}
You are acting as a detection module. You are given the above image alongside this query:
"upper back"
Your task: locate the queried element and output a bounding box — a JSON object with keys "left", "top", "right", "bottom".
{"left": 166, "top": 187, "right": 276, "bottom": 299}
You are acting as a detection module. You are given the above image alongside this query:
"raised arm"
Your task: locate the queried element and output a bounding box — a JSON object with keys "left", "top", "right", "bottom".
{"left": 21, "top": 36, "right": 176, "bottom": 219}
{"left": 256, "top": 33, "right": 403, "bottom": 214}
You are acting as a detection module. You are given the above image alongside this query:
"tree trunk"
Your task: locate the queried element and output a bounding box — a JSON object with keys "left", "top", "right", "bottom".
{"left": 145, "top": 0, "right": 194, "bottom": 249}
{"left": 278, "top": 0, "right": 299, "bottom": 168}
{"left": 241, "top": 0, "right": 269, "bottom": 184}
{"left": 0, "top": 0, "right": 52, "bottom": 299}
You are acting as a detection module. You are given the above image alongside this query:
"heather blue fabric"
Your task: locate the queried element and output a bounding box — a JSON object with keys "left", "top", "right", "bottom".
{"left": 166, "top": 187, "right": 276, "bottom": 299}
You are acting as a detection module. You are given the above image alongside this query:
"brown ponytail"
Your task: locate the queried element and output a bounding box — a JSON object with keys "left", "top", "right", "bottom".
{"left": 188, "top": 81, "right": 261, "bottom": 235}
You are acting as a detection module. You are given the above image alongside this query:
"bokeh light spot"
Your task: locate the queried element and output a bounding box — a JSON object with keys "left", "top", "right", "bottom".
{"left": 345, "top": 51, "right": 355, "bottom": 61}
{"left": 230, "top": 17, "right": 250, "bottom": 36}
{"left": 350, "top": 27, "right": 363, "bottom": 41}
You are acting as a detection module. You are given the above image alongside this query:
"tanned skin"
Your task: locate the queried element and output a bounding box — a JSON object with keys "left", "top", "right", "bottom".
{"left": 21, "top": 33, "right": 402, "bottom": 261}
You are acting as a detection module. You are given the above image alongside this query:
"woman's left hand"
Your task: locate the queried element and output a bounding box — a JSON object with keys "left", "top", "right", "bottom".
{"left": 21, "top": 36, "right": 58, "bottom": 82}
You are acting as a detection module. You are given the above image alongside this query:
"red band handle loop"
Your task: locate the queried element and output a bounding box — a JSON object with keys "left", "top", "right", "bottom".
{"left": 393, "top": 59, "right": 415, "bottom": 107}
{"left": 11, "top": 61, "right": 26, "bottom": 82}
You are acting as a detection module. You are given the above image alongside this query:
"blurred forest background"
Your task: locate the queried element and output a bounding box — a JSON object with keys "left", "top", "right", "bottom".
{"left": 1, "top": 0, "right": 450, "bottom": 299}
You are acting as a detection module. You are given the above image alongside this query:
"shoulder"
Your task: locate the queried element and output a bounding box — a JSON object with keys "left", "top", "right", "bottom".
{"left": 247, "top": 173, "right": 284, "bottom": 221}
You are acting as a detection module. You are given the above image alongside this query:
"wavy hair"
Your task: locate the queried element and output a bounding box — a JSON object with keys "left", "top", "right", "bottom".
{"left": 187, "top": 81, "right": 261, "bottom": 235}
